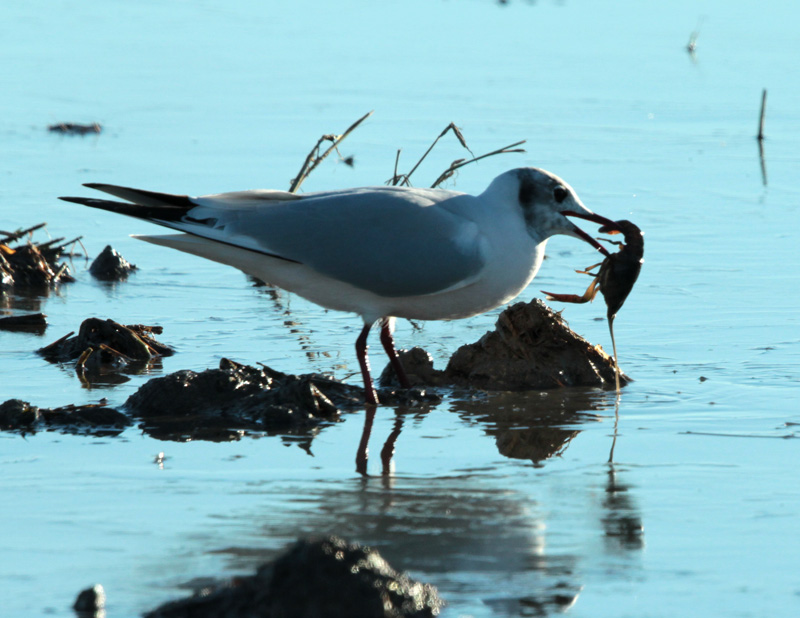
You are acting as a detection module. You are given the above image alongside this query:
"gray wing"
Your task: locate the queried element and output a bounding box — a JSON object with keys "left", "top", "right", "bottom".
{"left": 191, "top": 186, "right": 488, "bottom": 297}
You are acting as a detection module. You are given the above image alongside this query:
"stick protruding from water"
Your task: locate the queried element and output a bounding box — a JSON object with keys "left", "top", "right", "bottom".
{"left": 757, "top": 88, "right": 767, "bottom": 141}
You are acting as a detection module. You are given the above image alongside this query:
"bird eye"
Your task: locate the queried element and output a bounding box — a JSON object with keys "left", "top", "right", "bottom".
{"left": 554, "top": 186, "right": 568, "bottom": 203}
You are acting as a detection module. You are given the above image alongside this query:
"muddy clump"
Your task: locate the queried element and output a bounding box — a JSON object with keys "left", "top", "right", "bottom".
{"left": 144, "top": 536, "right": 444, "bottom": 618}
{"left": 0, "top": 398, "right": 131, "bottom": 436}
{"left": 1, "top": 357, "right": 432, "bottom": 442}
{"left": 381, "top": 299, "right": 625, "bottom": 391}
{"left": 125, "top": 358, "right": 356, "bottom": 441}
{"left": 89, "top": 245, "right": 137, "bottom": 281}
{"left": 446, "top": 299, "right": 624, "bottom": 389}
{"left": 126, "top": 357, "right": 438, "bottom": 441}
{"left": 38, "top": 318, "right": 174, "bottom": 380}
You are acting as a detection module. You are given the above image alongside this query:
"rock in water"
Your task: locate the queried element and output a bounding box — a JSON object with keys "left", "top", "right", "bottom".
{"left": 144, "top": 536, "right": 444, "bottom": 618}
{"left": 89, "top": 245, "right": 137, "bottom": 281}
{"left": 445, "top": 299, "right": 623, "bottom": 389}
{"left": 381, "top": 299, "right": 626, "bottom": 391}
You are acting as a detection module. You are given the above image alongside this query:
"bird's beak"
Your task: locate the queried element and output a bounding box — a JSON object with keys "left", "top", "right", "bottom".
{"left": 561, "top": 210, "right": 624, "bottom": 258}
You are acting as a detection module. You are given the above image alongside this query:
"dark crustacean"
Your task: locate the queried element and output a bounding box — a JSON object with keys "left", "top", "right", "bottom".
{"left": 542, "top": 214, "right": 644, "bottom": 391}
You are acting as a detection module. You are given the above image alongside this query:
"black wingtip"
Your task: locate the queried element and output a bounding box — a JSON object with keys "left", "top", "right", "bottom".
{"left": 59, "top": 196, "right": 133, "bottom": 212}
{"left": 58, "top": 193, "right": 190, "bottom": 222}
{"left": 77, "top": 183, "right": 195, "bottom": 210}
{"left": 59, "top": 196, "right": 92, "bottom": 205}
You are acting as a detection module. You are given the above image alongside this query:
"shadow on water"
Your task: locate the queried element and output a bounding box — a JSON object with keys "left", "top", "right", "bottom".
{"left": 1, "top": 286, "right": 52, "bottom": 316}
{"left": 449, "top": 388, "right": 611, "bottom": 464}
{"left": 336, "top": 389, "right": 645, "bottom": 611}
{"left": 199, "top": 436, "right": 644, "bottom": 615}
{"left": 214, "top": 474, "right": 588, "bottom": 614}
{"left": 602, "top": 463, "right": 645, "bottom": 553}
{"left": 355, "top": 387, "right": 614, "bottom": 474}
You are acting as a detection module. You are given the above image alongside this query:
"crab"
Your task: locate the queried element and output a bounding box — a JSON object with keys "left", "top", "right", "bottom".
{"left": 543, "top": 215, "right": 644, "bottom": 392}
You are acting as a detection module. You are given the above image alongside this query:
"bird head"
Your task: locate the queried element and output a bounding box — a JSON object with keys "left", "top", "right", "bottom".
{"left": 512, "top": 168, "right": 624, "bottom": 257}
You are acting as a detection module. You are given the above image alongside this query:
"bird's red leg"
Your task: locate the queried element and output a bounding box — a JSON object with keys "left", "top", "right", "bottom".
{"left": 356, "top": 323, "right": 380, "bottom": 405}
{"left": 380, "top": 413, "right": 405, "bottom": 476}
{"left": 356, "top": 406, "right": 376, "bottom": 475}
{"left": 379, "top": 319, "right": 411, "bottom": 389}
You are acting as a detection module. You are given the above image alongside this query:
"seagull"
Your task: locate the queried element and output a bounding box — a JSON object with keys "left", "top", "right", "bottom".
{"left": 61, "top": 167, "right": 621, "bottom": 404}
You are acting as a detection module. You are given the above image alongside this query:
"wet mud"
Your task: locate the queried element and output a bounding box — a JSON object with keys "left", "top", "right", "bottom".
{"left": 127, "top": 358, "right": 437, "bottom": 442}
{"left": 126, "top": 358, "right": 348, "bottom": 441}
{"left": 0, "top": 398, "right": 131, "bottom": 436}
{"left": 143, "top": 536, "right": 443, "bottom": 618}
{"left": 0, "top": 354, "right": 436, "bottom": 443}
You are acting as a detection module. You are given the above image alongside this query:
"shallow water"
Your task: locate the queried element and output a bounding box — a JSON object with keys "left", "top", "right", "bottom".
{"left": 2, "top": 0, "right": 800, "bottom": 616}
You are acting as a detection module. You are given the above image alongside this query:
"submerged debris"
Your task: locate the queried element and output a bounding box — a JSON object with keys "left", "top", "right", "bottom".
{"left": 0, "top": 312, "right": 47, "bottom": 333}
{"left": 0, "top": 224, "right": 78, "bottom": 289}
{"left": 0, "top": 398, "right": 131, "bottom": 436}
{"left": 38, "top": 318, "right": 174, "bottom": 381}
{"left": 48, "top": 122, "right": 102, "bottom": 135}
{"left": 2, "top": 356, "right": 434, "bottom": 442}
{"left": 381, "top": 299, "right": 624, "bottom": 391}
{"left": 144, "top": 536, "right": 444, "bottom": 618}
{"left": 89, "top": 245, "right": 137, "bottom": 281}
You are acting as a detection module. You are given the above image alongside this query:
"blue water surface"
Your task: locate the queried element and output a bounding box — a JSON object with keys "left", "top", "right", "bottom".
{"left": 2, "top": 1, "right": 800, "bottom": 616}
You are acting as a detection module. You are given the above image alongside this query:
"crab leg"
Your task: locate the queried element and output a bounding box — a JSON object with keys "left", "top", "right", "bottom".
{"left": 543, "top": 276, "right": 601, "bottom": 304}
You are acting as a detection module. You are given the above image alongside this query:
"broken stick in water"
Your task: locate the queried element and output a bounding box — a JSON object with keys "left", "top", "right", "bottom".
{"left": 757, "top": 88, "right": 767, "bottom": 141}
{"left": 288, "top": 111, "right": 374, "bottom": 193}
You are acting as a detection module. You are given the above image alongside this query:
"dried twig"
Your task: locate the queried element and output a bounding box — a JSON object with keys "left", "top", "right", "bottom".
{"left": 289, "top": 110, "right": 374, "bottom": 193}
{"left": 285, "top": 113, "right": 525, "bottom": 196}
{"left": 430, "top": 140, "right": 527, "bottom": 188}
{"left": 389, "top": 122, "right": 474, "bottom": 187}
{"left": 392, "top": 149, "right": 402, "bottom": 183}
{"left": 36, "top": 237, "right": 66, "bottom": 251}
{"left": 756, "top": 89, "right": 768, "bottom": 186}
{"left": 0, "top": 223, "right": 47, "bottom": 245}
{"left": 686, "top": 16, "right": 703, "bottom": 55}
